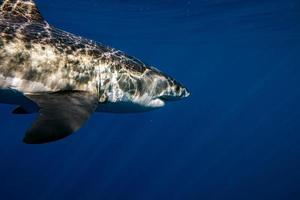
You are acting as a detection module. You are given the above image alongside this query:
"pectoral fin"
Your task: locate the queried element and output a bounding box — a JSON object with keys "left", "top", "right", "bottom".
{"left": 23, "top": 91, "right": 98, "bottom": 144}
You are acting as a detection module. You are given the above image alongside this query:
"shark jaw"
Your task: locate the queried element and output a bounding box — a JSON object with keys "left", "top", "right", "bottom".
{"left": 97, "top": 90, "right": 191, "bottom": 114}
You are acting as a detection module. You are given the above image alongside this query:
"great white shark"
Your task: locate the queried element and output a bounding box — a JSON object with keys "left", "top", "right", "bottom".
{"left": 0, "top": 0, "right": 190, "bottom": 144}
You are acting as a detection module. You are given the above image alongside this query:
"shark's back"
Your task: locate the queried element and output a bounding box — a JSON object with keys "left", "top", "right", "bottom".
{"left": 0, "top": 0, "right": 44, "bottom": 23}
{"left": 0, "top": 0, "right": 151, "bottom": 93}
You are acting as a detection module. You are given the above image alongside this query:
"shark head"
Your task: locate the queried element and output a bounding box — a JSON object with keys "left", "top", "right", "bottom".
{"left": 97, "top": 63, "right": 190, "bottom": 113}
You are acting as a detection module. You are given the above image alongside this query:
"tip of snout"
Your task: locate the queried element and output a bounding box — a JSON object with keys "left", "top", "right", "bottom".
{"left": 184, "top": 89, "right": 191, "bottom": 97}
{"left": 182, "top": 87, "right": 191, "bottom": 98}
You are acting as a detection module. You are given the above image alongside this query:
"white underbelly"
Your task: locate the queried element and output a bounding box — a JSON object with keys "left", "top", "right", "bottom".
{"left": 0, "top": 74, "right": 50, "bottom": 93}
{"left": 96, "top": 101, "right": 158, "bottom": 113}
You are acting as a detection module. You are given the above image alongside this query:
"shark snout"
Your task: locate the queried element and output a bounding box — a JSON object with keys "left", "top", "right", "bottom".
{"left": 180, "top": 86, "right": 191, "bottom": 98}
{"left": 146, "top": 67, "right": 190, "bottom": 102}
{"left": 159, "top": 80, "right": 190, "bottom": 101}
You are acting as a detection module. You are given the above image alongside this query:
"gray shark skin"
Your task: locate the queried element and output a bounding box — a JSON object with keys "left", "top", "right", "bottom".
{"left": 0, "top": 0, "right": 190, "bottom": 144}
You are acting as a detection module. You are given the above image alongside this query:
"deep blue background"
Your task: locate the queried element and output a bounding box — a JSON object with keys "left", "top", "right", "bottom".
{"left": 1, "top": 0, "right": 300, "bottom": 199}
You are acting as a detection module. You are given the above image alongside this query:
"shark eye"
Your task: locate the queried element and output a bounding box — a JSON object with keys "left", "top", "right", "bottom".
{"left": 175, "top": 85, "right": 180, "bottom": 92}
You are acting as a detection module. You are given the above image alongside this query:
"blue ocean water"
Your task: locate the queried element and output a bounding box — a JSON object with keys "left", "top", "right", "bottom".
{"left": 0, "top": 0, "right": 300, "bottom": 199}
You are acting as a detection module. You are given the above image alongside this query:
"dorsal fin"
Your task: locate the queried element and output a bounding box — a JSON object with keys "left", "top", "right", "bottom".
{"left": 0, "top": 0, "right": 44, "bottom": 23}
